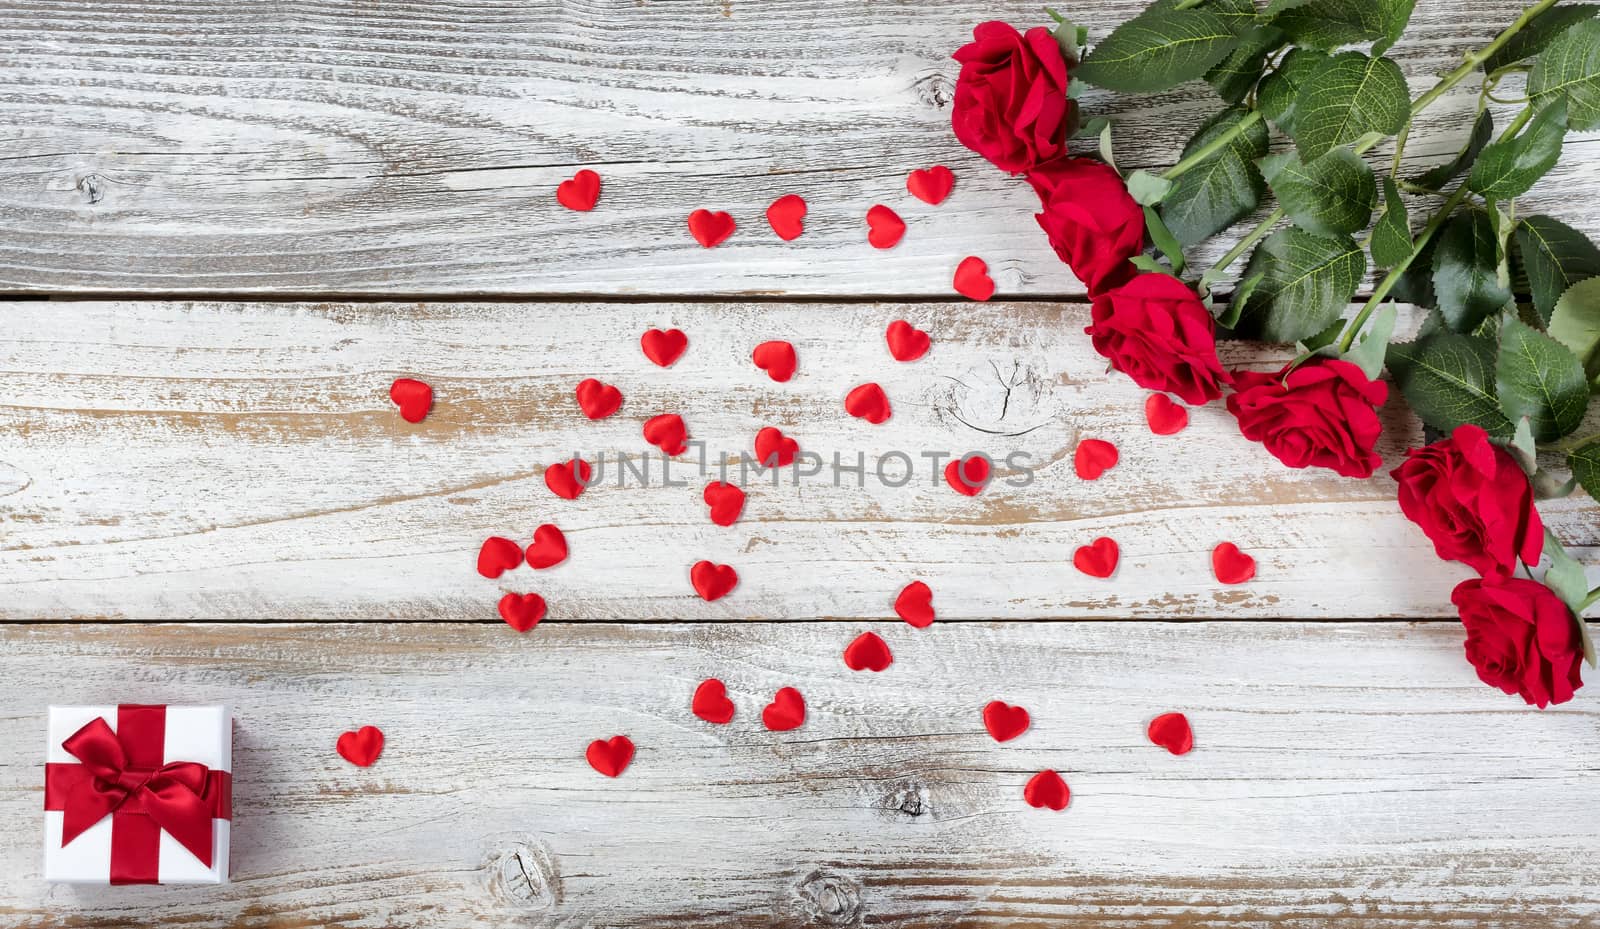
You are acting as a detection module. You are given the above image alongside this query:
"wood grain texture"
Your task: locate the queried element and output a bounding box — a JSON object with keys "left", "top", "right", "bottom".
{"left": 0, "top": 0, "right": 1596, "bottom": 296}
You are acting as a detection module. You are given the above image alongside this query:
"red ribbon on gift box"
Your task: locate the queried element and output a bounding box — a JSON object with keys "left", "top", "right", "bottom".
{"left": 43, "top": 704, "right": 232, "bottom": 885}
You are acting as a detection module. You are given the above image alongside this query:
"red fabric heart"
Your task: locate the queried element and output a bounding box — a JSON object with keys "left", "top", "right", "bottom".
{"left": 944, "top": 455, "right": 991, "bottom": 497}
{"left": 586, "top": 735, "right": 634, "bottom": 777}
{"left": 751, "top": 340, "right": 797, "bottom": 382}
{"left": 336, "top": 725, "right": 384, "bottom": 767}
{"left": 643, "top": 413, "right": 689, "bottom": 456}
{"left": 1023, "top": 770, "right": 1070, "bottom": 811}
{"left": 691, "top": 679, "right": 736, "bottom": 725}
{"left": 544, "top": 458, "right": 593, "bottom": 500}
{"left": 526, "top": 524, "right": 568, "bottom": 569}
{"left": 476, "top": 536, "right": 524, "bottom": 578}
{"left": 982, "top": 701, "right": 1030, "bottom": 742}
{"left": 762, "top": 687, "right": 806, "bottom": 731}
{"left": 844, "top": 383, "right": 892, "bottom": 424}
{"left": 866, "top": 204, "right": 906, "bottom": 249}
{"left": 641, "top": 328, "right": 688, "bottom": 367}
{"left": 953, "top": 256, "right": 995, "bottom": 301}
{"left": 885, "top": 320, "right": 931, "bottom": 362}
{"left": 766, "top": 194, "right": 807, "bottom": 241}
{"left": 753, "top": 426, "right": 798, "bottom": 468}
{"left": 691, "top": 560, "right": 739, "bottom": 601}
{"left": 497, "top": 592, "right": 547, "bottom": 632}
{"left": 1073, "top": 537, "right": 1119, "bottom": 578}
{"left": 1212, "top": 542, "right": 1256, "bottom": 585}
{"left": 687, "top": 209, "right": 736, "bottom": 248}
{"left": 556, "top": 169, "right": 601, "bottom": 211}
{"left": 906, "top": 165, "right": 955, "bottom": 205}
{"left": 1145, "top": 393, "right": 1189, "bottom": 435}
{"left": 894, "top": 581, "right": 935, "bottom": 628}
{"left": 575, "top": 378, "right": 623, "bottom": 420}
{"left": 389, "top": 377, "right": 433, "bottom": 423}
{"left": 702, "top": 481, "right": 746, "bottom": 527}
{"left": 1147, "top": 712, "right": 1194, "bottom": 755}
{"left": 843, "top": 631, "right": 893, "bottom": 672}
{"left": 1074, "top": 438, "right": 1119, "bottom": 480}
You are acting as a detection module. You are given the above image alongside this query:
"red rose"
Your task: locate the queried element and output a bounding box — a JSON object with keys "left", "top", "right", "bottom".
{"left": 1027, "top": 157, "right": 1145, "bottom": 296}
{"left": 1391, "top": 424, "right": 1543, "bottom": 578}
{"left": 952, "top": 22, "right": 1074, "bottom": 175}
{"left": 1451, "top": 577, "right": 1583, "bottom": 708}
{"left": 1226, "top": 358, "right": 1390, "bottom": 479}
{"left": 1085, "top": 272, "right": 1228, "bottom": 405}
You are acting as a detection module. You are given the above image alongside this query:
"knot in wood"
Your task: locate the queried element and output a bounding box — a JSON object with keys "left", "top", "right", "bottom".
{"left": 483, "top": 836, "right": 560, "bottom": 912}
{"left": 932, "top": 359, "right": 1053, "bottom": 439}
{"left": 76, "top": 174, "right": 106, "bottom": 205}
{"left": 913, "top": 71, "right": 954, "bottom": 109}
{"left": 792, "top": 868, "right": 863, "bottom": 926}
{"left": 880, "top": 781, "right": 931, "bottom": 819}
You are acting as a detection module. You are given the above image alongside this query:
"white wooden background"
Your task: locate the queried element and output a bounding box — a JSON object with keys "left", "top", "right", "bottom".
{"left": 2, "top": 0, "right": 1600, "bottom": 925}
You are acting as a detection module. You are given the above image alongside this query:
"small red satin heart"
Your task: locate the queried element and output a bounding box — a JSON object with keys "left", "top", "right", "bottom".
{"left": 1212, "top": 542, "right": 1256, "bottom": 585}
{"left": 691, "top": 560, "right": 739, "bottom": 601}
{"left": 885, "top": 320, "right": 931, "bottom": 362}
{"left": 766, "top": 194, "right": 806, "bottom": 241}
{"left": 556, "top": 169, "right": 601, "bottom": 211}
{"left": 894, "top": 581, "right": 935, "bottom": 628}
{"left": 641, "top": 328, "right": 688, "bottom": 367}
{"left": 497, "top": 592, "right": 546, "bottom": 632}
{"left": 477, "top": 536, "right": 524, "bottom": 579}
{"left": 1147, "top": 712, "right": 1194, "bottom": 755}
{"left": 1023, "top": 770, "right": 1070, "bottom": 811}
{"left": 1073, "top": 537, "right": 1119, "bottom": 579}
{"left": 575, "top": 378, "right": 623, "bottom": 420}
{"left": 944, "top": 455, "right": 991, "bottom": 497}
{"left": 753, "top": 426, "right": 798, "bottom": 468}
{"left": 526, "top": 524, "right": 568, "bottom": 569}
{"left": 844, "top": 383, "right": 891, "bottom": 424}
{"left": 643, "top": 413, "right": 689, "bottom": 455}
{"left": 1145, "top": 393, "right": 1189, "bottom": 435}
{"left": 692, "top": 679, "right": 736, "bottom": 725}
{"left": 762, "top": 687, "right": 806, "bottom": 731}
{"left": 544, "top": 458, "right": 593, "bottom": 500}
{"left": 843, "top": 631, "right": 893, "bottom": 672}
{"left": 906, "top": 165, "right": 955, "bottom": 205}
{"left": 389, "top": 377, "right": 433, "bottom": 423}
{"left": 336, "top": 725, "right": 384, "bottom": 767}
{"left": 1074, "top": 438, "right": 1119, "bottom": 481}
{"left": 953, "top": 256, "right": 995, "bottom": 301}
{"left": 703, "top": 481, "right": 746, "bottom": 527}
{"left": 751, "top": 340, "right": 797, "bottom": 382}
{"left": 982, "top": 701, "right": 1030, "bottom": 742}
{"left": 866, "top": 204, "right": 906, "bottom": 249}
{"left": 586, "top": 735, "right": 634, "bottom": 777}
{"left": 687, "top": 209, "right": 736, "bottom": 248}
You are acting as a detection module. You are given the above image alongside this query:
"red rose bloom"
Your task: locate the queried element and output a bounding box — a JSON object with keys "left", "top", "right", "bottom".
{"left": 952, "top": 22, "right": 1073, "bottom": 175}
{"left": 1391, "top": 424, "right": 1543, "bottom": 579}
{"left": 1226, "top": 358, "right": 1390, "bottom": 479}
{"left": 1086, "top": 272, "right": 1228, "bottom": 405}
{"left": 1451, "top": 577, "right": 1583, "bottom": 708}
{"left": 1027, "top": 157, "right": 1145, "bottom": 296}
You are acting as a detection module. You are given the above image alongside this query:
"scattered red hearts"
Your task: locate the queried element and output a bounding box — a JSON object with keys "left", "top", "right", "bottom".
{"left": 1147, "top": 712, "right": 1194, "bottom": 755}
{"left": 476, "top": 536, "right": 524, "bottom": 579}
{"left": 944, "top": 454, "right": 991, "bottom": 496}
{"left": 497, "top": 592, "right": 547, "bottom": 632}
{"left": 641, "top": 328, "right": 688, "bottom": 368}
{"left": 692, "top": 678, "right": 736, "bottom": 725}
{"left": 844, "top": 382, "right": 892, "bottom": 424}
{"left": 1073, "top": 537, "right": 1119, "bottom": 579}
{"left": 544, "top": 458, "right": 593, "bottom": 500}
{"left": 762, "top": 686, "right": 806, "bottom": 731}
{"left": 907, "top": 165, "right": 955, "bottom": 205}
{"left": 1145, "top": 393, "right": 1189, "bottom": 435}
{"left": 953, "top": 256, "right": 995, "bottom": 301}
{"left": 866, "top": 204, "right": 907, "bottom": 249}
{"left": 751, "top": 339, "right": 798, "bottom": 382}
{"left": 575, "top": 378, "right": 623, "bottom": 420}
{"left": 389, "top": 377, "right": 433, "bottom": 423}
{"left": 766, "top": 194, "right": 806, "bottom": 241}
{"left": 885, "top": 320, "right": 931, "bottom": 362}
{"left": 691, "top": 560, "right": 739, "bottom": 601}
{"left": 753, "top": 426, "right": 799, "bottom": 468}
{"left": 1212, "top": 542, "right": 1256, "bottom": 585}
{"left": 335, "top": 725, "right": 384, "bottom": 767}
{"left": 1023, "top": 770, "right": 1070, "bottom": 811}
{"left": 586, "top": 735, "right": 635, "bottom": 777}
{"left": 687, "top": 208, "right": 736, "bottom": 248}
{"left": 526, "top": 524, "right": 568, "bottom": 569}
{"left": 894, "top": 581, "right": 935, "bottom": 628}
{"left": 643, "top": 413, "right": 690, "bottom": 456}
{"left": 982, "top": 701, "right": 1030, "bottom": 742}
{"left": 702, "top": 481, "right": 746, "bottom": 527}
{"left": 555, "top": 169, "right": 601, "bottom": 212}
{"left": 843, "top": 631, "right": 893, "bottom": 672}
{"left": 1074, "top": 438, "right": 1119, "bottom": 481}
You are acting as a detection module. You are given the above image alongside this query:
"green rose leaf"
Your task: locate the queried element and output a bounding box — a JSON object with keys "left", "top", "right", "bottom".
{"left": 1261, "top": 148, "right": 1377, "bottom": 237}
{"left": 1392, "top": 234, "right": 1438, "bottom": 306}
{"left": 1160, "top": 107, "right": 1270, "bottom": 247}
{"left": 1514, "top": 215, "right": 1600, "bottom": 326}
{"left": 1234, "top": 227, "right": 1366, "bottom": 342}
{"left": 1549, "top": 276, "right": 1600, "bottom": 379}
{"left": 1258, "top": 48, "right": 1328, "bottom": 134}
{"left": 1467, "top": 98, "right": 1568, "bottom": 200}
{"left": 1386, "top": 331, "right": 1514, "bottom": 437}
{"left": 1127, "top": 170, "right": 1176, "bottom": 206}
{"left": 1205, "top": 25, "right": 1288, "bottom": 103}
{"left": 1528, "top": 19, "right": 1600, "bottom": 131}
{"left": 1484, "top": 4, "right": 1598, "bottom": 75}
{"left": 1143, "top": 205, "right": 1188, "bottom": 276}
{"left": 1343, "top": 301, "right": 1398, "bottom": 380}
{"left": 1370, "top": 175, "right": 1413, "bottom": 269}
{"left": 1433, "top": 211, "right": 1513, "bottom": 334}
{"left": 1076, "top": 10, "right": 1245, "bottom": 94}
{"left": 1542, "top": 531, "right": 1593, "bottom": 620}
{"left": 1496, "top": 316, "right": 1589, "bottom": 441}
{"left": 1412, "top": 110, "right": 1493, "bottom": 192}
{"left": 1570, "top": 439, "right": 1600, "bottom": 503}
{"left": 1271, "top": 0, "right": 1415, "bottom": 52}
{"left": 1291, "top": 53, "right": 1410, "bottom": 161}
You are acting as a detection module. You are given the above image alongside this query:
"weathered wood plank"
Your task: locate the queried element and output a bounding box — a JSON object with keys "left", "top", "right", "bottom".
{"left": 0, "top": 0, "right": 1595, "bottom": 296}
{"left": 1, "top": 300, "right": 1595, "bottom": 620}
{"left": 1, "top": 621, "right": 1596, "bottom": 927}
